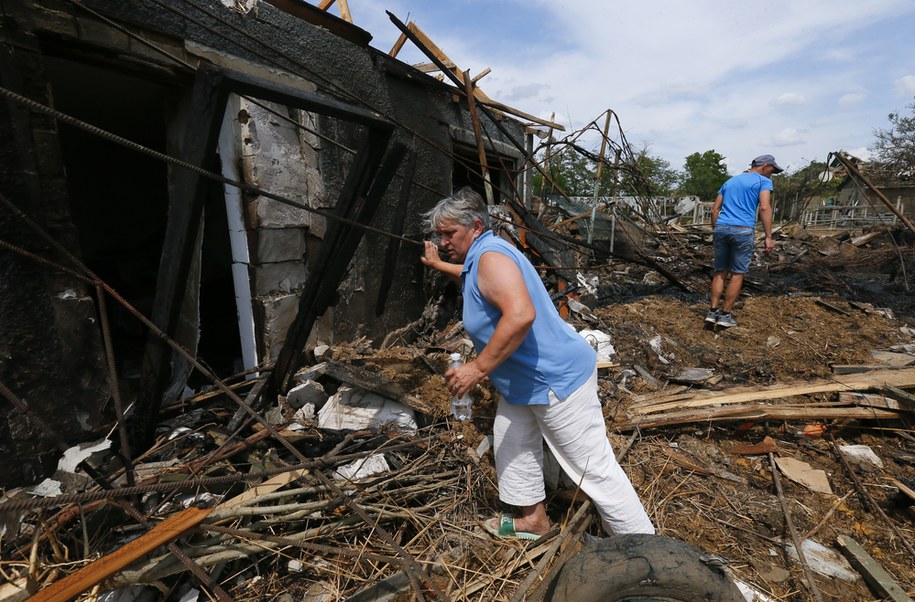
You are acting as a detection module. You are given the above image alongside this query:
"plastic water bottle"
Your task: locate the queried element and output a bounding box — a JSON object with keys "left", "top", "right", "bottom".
{"left": 447, "top": 353, "right": 472, "bottom": 421}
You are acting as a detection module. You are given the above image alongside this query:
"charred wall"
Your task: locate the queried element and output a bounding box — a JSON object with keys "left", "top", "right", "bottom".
{"left": 0, "top": 17, "right": 108, "bottom": 485}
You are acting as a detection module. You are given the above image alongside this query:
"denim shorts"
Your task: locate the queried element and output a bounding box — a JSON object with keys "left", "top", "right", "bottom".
{"left": 713, "top": 225, "right": 754, "bottom": 274}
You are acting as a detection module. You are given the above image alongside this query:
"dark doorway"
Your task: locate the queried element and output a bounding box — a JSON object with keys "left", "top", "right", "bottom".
{"left": 44, "top": 54, "right": 242, "bottom": 394}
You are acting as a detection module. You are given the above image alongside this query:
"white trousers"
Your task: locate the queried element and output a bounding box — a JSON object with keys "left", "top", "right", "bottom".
{"left": 493, "top": 369, "right": 655, "bottom": 535}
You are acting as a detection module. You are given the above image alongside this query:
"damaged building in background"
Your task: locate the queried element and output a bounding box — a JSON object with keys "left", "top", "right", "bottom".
{"left": 0, "top": 0, "right": 555, "bottom": 486}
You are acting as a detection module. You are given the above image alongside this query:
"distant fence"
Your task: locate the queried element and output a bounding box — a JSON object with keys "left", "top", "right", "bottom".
{"left": 802, "top": 200, "right": 903, "bottom": 229}
{"left": 565, "top": 195, "right": 706, "bottom": 224}
{"left": 558, "top": 196, "right": 909, "bottom": 230}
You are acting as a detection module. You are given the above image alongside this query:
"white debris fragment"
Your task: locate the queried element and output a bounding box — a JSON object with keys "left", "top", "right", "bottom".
{"left": 287, "top": 403, "right": 316, "bottom": 430}
{"left": 475, "top": 435, "right": 493, "bottom": 458}
{"left": 334, "top": 453, "right": 389, "bottom": 481}
{"left": 219, "top": 0, "right": 257, "bottom": 15}
{"left": 56, "top": 289, "right": 77, "bottom": 300}
{"left": 167, "top": 426, "right": 205, "bottom": 442}
{"left": 576, "top": 272, "right": 599, "bottom": 296}
{"left": 567, "top": 297, "right": 598, "bottom": 322}
{"left": 784, "top": 539, "right": 857, "bottom": 582}
{"left": 317, "top": 386, "right": 417, "bottom": 432}
{"left": 313, "top": 344, "right": 332, "bottom": 361}
{"left": 838, "top": 444, "right": 884, "bottom": 470}
{"left": 578, "top": 329, "right": 615, "bottom": 362}
{"left": 287, "top": 380, "right": 327, "bottom": 409}
{"left": 288, "top": 559, "right": 304, "bottom": 573}
{"left": 30, "top": 479, "right": 64, "bottom": 497}
{"left": 649, "top": 335, "right": 671, "bottom": 365}
{"left": 734, "top": 580, "right": 774, "bottom": 602}
{"left": 59, "top": 438, "right": 112, "bottom": 473}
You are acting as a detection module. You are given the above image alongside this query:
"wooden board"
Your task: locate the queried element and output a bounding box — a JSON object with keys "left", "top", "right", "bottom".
{"left": 632, "top": 368, "right": 915, "bottom": 415}
{"left": 31, "top": 507, "right": 212, "bottom": 602}
{"left": 624, "top": 405, "right": 901, "bottom": 430}
{"left": 837, "top": 535, "right": 913, "bottom": 602}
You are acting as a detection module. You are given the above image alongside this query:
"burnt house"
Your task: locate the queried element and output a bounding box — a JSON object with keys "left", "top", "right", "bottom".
{"left": 0, "top": 0, "right": 546, "bottom": 485}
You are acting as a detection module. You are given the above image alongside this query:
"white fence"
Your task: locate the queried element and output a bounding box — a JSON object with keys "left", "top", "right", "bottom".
{"left": 802, "top": 200, "right": 902, "bottom": 229}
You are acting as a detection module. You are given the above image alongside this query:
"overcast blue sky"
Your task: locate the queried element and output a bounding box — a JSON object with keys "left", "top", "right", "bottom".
{"left": 345, "top": 0, "right": 915, "bottom": 175}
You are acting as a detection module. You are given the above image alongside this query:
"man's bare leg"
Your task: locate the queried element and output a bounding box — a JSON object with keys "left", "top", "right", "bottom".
{"left": 722, "top": 273, "right": 744, "bottom": 312}
{"left": 710, "top": 271, "right": 729, "bottom": 309}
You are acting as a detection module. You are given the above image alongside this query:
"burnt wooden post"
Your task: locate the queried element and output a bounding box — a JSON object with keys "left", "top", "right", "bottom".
{"left": 134, "top": 66, "right": 229, "bottom": 449}
{"left": 269, "top": 140, "right": 406, "bottom": 397}
{"left": 375, "top": 149, "right": 416, "bottom": 316}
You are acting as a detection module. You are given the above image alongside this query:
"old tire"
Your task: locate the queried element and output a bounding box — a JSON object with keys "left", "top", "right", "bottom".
{"left": 545, "top": 534, "right": 745, "bottom": 602}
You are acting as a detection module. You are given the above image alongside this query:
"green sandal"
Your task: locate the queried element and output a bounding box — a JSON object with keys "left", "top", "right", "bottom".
{"left": 482, "top": 513, "right": 542, "bottom": 541}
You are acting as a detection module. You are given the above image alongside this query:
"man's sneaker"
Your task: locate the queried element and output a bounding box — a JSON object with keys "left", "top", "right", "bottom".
{"left": 715, "top": 311, "right": 737, "bottom": 328}
{"left": 704, "top": 308, "right": 720, "bottom": 324}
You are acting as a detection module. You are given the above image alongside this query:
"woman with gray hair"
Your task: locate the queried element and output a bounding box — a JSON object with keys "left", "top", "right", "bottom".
{"left": 421, "top": 187, "right": 654, "bottom": 539}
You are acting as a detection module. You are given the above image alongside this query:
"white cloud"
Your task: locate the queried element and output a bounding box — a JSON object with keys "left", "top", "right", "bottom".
{"left": 838, "top": 91, "right": 868, "bottom": 108}
{"left": 895, "top": 75, "right": 915, "bottom": 96}
{"left": 773, "top": 93, "right": 807, "bottom": 106}
{"left": 769, "top": 128, "right": 807, "bottom": 147}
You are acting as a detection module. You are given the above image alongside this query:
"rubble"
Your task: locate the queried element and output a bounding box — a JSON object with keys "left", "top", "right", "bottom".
{"left": 1, "top": 180, "right": 913, "bottom": 601}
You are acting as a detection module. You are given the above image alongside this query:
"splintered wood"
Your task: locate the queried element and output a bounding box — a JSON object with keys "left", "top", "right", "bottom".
{"left": 620, "top": 368, "right": 915, "bottom": 430}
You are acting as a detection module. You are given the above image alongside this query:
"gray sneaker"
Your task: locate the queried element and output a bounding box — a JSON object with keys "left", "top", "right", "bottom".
{"left": 715, "top": 311, "right": 736, "bottom": 328}
{"left": 704, "top": 308, "right": 720, "bottom": 323}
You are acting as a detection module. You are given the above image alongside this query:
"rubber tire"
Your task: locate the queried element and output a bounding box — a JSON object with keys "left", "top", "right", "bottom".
{"left": 545, "top": 534, "right": 746, "bottom": 602}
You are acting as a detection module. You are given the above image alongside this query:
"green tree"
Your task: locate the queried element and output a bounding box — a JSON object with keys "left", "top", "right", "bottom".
{"left": 679, "top": 150, "right": 729, "bottom": 201}
{"left": 619, "top": 145, "right": 680, "bottom": 197}
{"left": 869, "top": 96, "right": 915, "bottom": 174}
{"left": 534, "top": 144, "right": 681, "bottom": 199}
{"left": 534, "top": 150, "right": 598, "bottom": 197}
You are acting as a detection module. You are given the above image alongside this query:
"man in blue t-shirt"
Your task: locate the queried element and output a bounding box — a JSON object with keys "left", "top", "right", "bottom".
{"left": 705, "top": 154, "right": 782, "bottom": 328}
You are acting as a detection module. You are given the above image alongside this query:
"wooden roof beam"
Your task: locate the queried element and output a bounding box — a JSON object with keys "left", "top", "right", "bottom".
{"left": 391, "top": 16, "right": 565, "bottom": 131}
{"left": 412, "top": 60, "right": 456, "bottom": 73}
{"left": 316, "top": 0, "right": 352, "bottom": 23}
{"left": 389, "top": 31, "right": 407, "bottom": 57}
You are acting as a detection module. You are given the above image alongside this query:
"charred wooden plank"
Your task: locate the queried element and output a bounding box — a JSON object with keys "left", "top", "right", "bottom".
{"left": 375, "top": 149, "right": 416, "bottom": 317}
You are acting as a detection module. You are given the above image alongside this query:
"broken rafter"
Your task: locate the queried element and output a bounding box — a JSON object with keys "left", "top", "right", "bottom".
{"left": 135, "top": 65, "right": 229, "bottom": 450}
{"left": 464, "top": 69, "right": 494, "bottom": 205}
{"left": 387, "top": 14, "right": 564, "bottom": 132}
{"left": 389, "top": 32, "right": 407, "bottom": 57}
{"left": 316, "top": 0, "right": 352, "bottom": 23}
{"left": 375, "top": 149, "right": 417, "bottom": 317}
